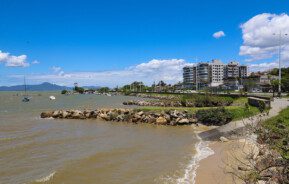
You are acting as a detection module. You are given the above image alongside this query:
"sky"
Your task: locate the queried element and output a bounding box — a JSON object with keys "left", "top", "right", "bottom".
{"left": 0, "top": 0, "right": 289, "bottom": 87}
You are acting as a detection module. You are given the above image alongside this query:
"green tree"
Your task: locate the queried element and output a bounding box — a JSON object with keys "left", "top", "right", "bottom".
{"left": 74, "top": 86, "right": 85, "bottom": 94}
{"left": 98, "top": 87, "right": 110, "bottom": 93}
{"left": 271, "top": 80, "right": 279, "bottom": 97}
{"left": 61, "top": 89, "right": 68, "bottom": 94}
{"left": 243, "top": 79, "right": 255, "bottom": 92}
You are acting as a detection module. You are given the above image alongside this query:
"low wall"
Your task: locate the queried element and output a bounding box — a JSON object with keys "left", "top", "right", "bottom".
{"left": 248, "top": 97, "right": 271, "bottom": 108}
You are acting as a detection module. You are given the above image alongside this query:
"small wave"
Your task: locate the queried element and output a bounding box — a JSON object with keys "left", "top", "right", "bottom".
{"left": 40, "top": 117, "right": 54, "bottom": 120}
{"left": 35, "top": 171, "right": 56, "bottom": 183}
{"left": 177, "top": 135, "right": 214, "bottom": 184}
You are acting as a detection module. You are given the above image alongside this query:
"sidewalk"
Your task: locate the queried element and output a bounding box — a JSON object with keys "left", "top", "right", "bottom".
{"left": 199, "top": 98, "right": 289, "bottom": 140}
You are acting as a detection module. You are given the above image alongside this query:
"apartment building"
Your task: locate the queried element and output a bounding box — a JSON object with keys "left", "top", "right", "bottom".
{"left": 197, "top": 62, "right": 210, "bottom": 88}
{"left": 183, "top": 60, "right": 248, "bottom": 89}
{"left": 239, "top": 65, "right": 248, "bottom": 78}
{"left": 225, "top": 61, "right": 240, "bottom": 78}
{"left": 210, "top": 59, "right": 225, "bottom": 87}
{"left": 183, "top": 66, "right": 196, "bottom": 88}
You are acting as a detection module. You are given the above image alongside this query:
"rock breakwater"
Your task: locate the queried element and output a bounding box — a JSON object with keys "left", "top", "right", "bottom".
{"left": 123, "top": 100, "right": 185, "bottom": 107}
{"left": 41, "top": 109, "right": 197, "bottom": 126}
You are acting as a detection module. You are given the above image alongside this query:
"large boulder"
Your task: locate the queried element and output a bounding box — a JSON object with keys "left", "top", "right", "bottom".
{"left": 115, "top": 114, "right": 124, "bottom": 122}
{"left": 170, "top": 110, "right": 179, "bottom": 118}
{"left": 40, "top": 111, "right": 53, "bottom": 118}
{"left": 137, "top": 111, "right": 144, "bottom": 116}
{"left": 147, "top": 116, "right": 156, "bottom": 124}
{"left": 99, "top": 113, "right": 110, "bottom": 121}
{"left": 219, "top": 136, "right": 229, "bottom": 142}
{"left": 164, "top": 114, "right": 171, "bottom": 122}
{"left": 156, "top": 117, "right": 167, "bottom": 125}
{"left": 52, "top": 111, "right": 60, "bottom": 118}
{"left": 61, "top": 110, "right": 69, "bottom": 118}
{"left": 89, "top": 111, "right": 98, "bottom": 118}
{"left": 71, "top": 110, "right": 84, "bottom": 119}
{"left": 177, "top": 118, "right": 190, "bottom": 125}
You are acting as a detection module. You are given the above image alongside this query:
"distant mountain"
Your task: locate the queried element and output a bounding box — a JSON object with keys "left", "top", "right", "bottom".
{"left": 0, "top": 82, "right": 72, "bottom": 91}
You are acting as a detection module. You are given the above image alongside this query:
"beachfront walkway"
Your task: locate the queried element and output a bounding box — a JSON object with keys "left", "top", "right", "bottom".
{"left": 199, "top": 98, "right": 289, "bottom": 140}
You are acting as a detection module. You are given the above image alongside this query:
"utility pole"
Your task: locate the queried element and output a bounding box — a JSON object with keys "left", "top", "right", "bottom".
{"left": 195, "top": 58, "right": 198, "bottom": 92}
{"left": 273, "top": 31, "right": 288, "bottom": 97}
{"left": 196, "top": 65, "right": 198, "bottom": 91}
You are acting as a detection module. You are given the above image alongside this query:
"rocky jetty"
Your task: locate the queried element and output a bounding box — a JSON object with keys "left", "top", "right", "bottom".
{"left": 123, "top": 100, "right": 185, "bottom": 107}
{"left": 41, "top": 109, "right": 197, "bottom": 126}
{"left": 129, "top": 93, "right": 178, "bottom": 100}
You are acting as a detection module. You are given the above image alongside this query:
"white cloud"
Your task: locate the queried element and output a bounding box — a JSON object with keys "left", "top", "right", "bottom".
{"left": 248, "top": 62, "right": 278, "bottom": 72}
{"left": 0, "top": 50, "right": 29, "bottom": 67}
{"left": 32, "top": 60, "right": 40, "bottom": 64}
{"left": 239, "top": 13, "right": 289, "bottom": 62}
{"left": 51, "top": 66, "right": 62, "bottom": 73}
{"left": 213, "top": 31, "right": 225, "bottom": 39}
{"left": 10, "top": 59, "right": 190, "bottom": 87}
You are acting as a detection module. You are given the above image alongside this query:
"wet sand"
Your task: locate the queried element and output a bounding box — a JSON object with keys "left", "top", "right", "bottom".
{"left": 195, "top": 139, "right": 254, "bottom": 184}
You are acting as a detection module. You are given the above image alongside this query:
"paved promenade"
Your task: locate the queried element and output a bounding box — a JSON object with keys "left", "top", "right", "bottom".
{"left": 199, "top": 98, "right": 289, "bottom": 140}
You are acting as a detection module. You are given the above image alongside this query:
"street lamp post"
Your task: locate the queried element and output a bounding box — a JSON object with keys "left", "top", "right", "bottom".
{"left": 273, "top": 31, "right": 288, "bottom": 97}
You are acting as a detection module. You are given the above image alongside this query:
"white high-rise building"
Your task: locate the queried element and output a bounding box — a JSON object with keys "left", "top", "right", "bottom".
{"left": 182, "top": 59, "right": 248, "bottom": 89}
{"left": 210, "top": 59, "right": 225, "bottom": 87}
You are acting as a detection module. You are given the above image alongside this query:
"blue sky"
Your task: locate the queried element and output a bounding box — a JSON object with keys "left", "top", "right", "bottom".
{"left": 0, "top": 0, "right": 289, "bottom": 87}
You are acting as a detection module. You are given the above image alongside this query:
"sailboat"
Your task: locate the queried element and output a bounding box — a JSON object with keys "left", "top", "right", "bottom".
{"left": 22, "top": 77, "right": 30, "bottom": 102}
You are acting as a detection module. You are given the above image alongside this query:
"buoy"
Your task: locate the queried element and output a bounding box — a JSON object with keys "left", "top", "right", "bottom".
{"left": 49, "top": 96, "right": 56, "bottom": 100}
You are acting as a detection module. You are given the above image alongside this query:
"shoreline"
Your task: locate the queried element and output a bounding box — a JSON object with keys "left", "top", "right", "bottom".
{"left": 194, "top": 98, "right": 289, "bottom": 184}
{"left": 194, "top": 137, "right": 257, "bottom": 184}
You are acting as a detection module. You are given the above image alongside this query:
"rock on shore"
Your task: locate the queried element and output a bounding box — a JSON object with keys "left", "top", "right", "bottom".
{"left": 123, "top": 100, "right": 183, "bottom": 107}
{"left": 234, "top": 141, "right": 289, "bottom": 184}
{"left": 41, "top": 109, "right": 197, "bottom": 126}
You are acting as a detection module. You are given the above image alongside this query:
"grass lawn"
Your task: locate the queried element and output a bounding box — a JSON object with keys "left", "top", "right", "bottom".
{"left": 262, "top": 107, "right": 289, "bottom": 159}
{"left": 231, "top": 97, "right": 248, "bottom": 106}
{"left": 135, "top": 94, "right": 260, "bottom": 121}
{"left": 136, "top": 105, "right": 259, "bottom": 121}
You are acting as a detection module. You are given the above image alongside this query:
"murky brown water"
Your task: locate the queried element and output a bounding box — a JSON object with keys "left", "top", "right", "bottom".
{"left": 0, "top": 92, "right": 198, "bottom": 184}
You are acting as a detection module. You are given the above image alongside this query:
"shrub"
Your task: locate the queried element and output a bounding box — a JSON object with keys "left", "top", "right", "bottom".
{"left": 194, "top": 95, "right": 233, "bottom": 107}
{"left": 74, "top": 86, "right": 85, "bottom": 94}
{"left": 258, "top": 100, "right": 266, "bottom": 113}
{"left": 61, "top": 89, "right": 68, "bottom": 94}
{"left": 196, "top": 107, "right": 233, "bottom": 126}
{"left": 260, "top": 107, "right": 289, "bottom": 159}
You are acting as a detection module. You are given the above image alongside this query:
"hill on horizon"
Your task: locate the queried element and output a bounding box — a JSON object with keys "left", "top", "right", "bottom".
{"left": 0, "top": 82, "right": 71, "bottom": 91}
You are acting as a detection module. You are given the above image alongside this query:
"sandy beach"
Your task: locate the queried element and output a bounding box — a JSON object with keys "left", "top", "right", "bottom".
{"left": 195, "top": 139, "right": 257, "bottom": 184}
{"left": 196, "top": 98, "right": 289, "bottom": 184}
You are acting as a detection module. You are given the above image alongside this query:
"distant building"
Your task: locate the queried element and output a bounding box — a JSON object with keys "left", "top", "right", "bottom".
{"left": 225, "top": 61, "right": 239, "bottom": 78}
{"left": 210, "top": 59, "right": 225, "bottom": 87}
{"left": 242, "top": 74, "right": 278, "bottom": 92}
{"left": 197, "top": 62, "right": 210, "bottom": 88}
{"left": 223, "top": 78, "right": 241, "bottom": 90}
{"left": 183, "top": 66, "right": 196, "bottom": 88}
{"left": 182, "top": 60, "right": 248, "bottom": 90}
{"left": 239, "top": 65, "right": 248, "bottom": 78}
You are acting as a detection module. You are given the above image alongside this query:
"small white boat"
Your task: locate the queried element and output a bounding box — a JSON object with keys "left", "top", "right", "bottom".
{"left": 22, "top": 76, "right": 31, "bottom": 102}
{"left": 49, "top": 96, "right": 56, "bottom": 100}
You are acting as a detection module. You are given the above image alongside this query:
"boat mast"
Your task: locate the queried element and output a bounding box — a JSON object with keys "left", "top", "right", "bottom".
{"left": 24, "top": 76, "right": 27, "bottom": 96}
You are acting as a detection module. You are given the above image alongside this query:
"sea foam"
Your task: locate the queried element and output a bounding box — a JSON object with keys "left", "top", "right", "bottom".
{"left": 177, "top": 134, "right": 214, "bottom": 184}
{"left": 35, "top": 171, "right": 56, "bottom": 183}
